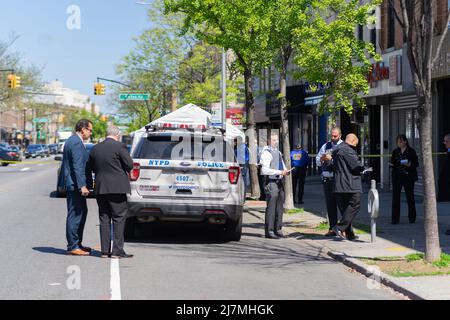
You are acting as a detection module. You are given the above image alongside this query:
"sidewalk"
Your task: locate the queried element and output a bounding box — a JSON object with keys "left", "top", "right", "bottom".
{"left": 245, "top": 176, "right": 450, "bottom": 300}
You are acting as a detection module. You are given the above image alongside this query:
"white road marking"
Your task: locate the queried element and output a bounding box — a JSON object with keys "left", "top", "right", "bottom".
{"left": 49, "top": 283, "right": 61, "bottom": 286}
{"left": 20, "top": 167, "right": 30, "bottom": 172}
{"left": 110, "top": 258, "right": 121, "bottom": 300}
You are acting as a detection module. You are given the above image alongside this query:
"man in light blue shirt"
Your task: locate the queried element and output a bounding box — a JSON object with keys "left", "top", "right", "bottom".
{"left": 316, "top": 127, "right": 343, "bottom": 237}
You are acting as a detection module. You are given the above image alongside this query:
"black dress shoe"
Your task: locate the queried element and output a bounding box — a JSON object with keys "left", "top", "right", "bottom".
{"left": 275, "top": 231, "right": 287, "bottom": 238}
{"left": 111, "top": 252, "right": 134, "bottom": 259}
{"left": 332, "top": 226, "right": 346, "bottom": 240}
{"left": 346, "top": 233, "right": 359, "bottom": 241}
{"left": 266, "top": 232, "right": 280, "bottom": 239}
{"left": 101, "top": 253, "right": 111, "bottom": 258}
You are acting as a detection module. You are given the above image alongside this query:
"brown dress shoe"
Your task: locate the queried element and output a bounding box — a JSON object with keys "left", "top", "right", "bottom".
{"left": 68, "top": 249, "right": 90, "bottom": 256}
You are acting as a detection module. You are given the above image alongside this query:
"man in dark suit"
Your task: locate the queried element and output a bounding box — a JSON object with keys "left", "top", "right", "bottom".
{"left": 88, "top": 125, "right": 134, "bottom": 258}
{"left": 325, "top": 134, "right": 365, "bottom": 240}
{"left": 58, "top": 119, "right": 93, "bottom": 256}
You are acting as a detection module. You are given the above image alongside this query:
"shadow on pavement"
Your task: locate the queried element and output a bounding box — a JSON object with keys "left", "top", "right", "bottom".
{"left": 33, "top": 247, "right": 68, "bottom": 256}
{"left": 124, "top": 221, "right": 335, "bottom": 269}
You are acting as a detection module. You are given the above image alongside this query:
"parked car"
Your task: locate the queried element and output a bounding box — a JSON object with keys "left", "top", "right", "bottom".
{"left": 48, "top": 144, "right": 58, "bottom": 155}
{"left": 126, "top": 126, "right": 244, "bottom": 241}
{"left": 24, "top": 144, "right": 45, "bottom": 159}
{"left": 40, "top": 145, "right": 50, "bottom": 157}
{"left": 8, "top": 145, "right": 23, "bottom": 162}
{"left": 0, "top": 147, "right": 16, "bottom": 166}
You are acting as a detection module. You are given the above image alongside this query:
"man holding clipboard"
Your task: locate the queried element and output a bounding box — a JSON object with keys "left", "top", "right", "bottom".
{"left": 260, "top": 132, "right": 291, "bottom": 239}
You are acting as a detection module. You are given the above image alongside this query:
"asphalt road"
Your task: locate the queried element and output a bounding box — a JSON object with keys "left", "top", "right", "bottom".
{"left": 0, "top": 158, "right": 400, "bottom": 300}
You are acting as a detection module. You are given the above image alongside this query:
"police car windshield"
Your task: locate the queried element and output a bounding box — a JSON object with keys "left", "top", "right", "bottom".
{"left": 133, "top": 134, "right": 235, "bottom": 162}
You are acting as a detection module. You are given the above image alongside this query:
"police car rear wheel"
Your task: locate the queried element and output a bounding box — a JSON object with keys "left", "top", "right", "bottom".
{"left": 124, "top": 217, "right": 136, "bottom": 239}
{"left": 225, "top": 215, "right": 242, "bottom": 241}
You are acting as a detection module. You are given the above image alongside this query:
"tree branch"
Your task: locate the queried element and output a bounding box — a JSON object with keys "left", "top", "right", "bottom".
{"left": 432, "top": 11, "right": 450, "bottom": 67}
{"left": 388, "top": 0, "right": 405, "bottom": 29}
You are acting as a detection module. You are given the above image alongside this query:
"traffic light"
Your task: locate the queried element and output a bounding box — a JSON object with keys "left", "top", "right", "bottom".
{"left": 94, "top": 83, "right": 106, "bottom": 95}
{"left": 7, "top": 74, "right": 21, "bottom": 89}
{"left": 99, "top": 83, "right": 105, "bottom": 95}
{"left": 7, "top": 74, "right": 14, "bottom": 89}
{"left": 14, "top": 76, "right": 21, "bottom": 88}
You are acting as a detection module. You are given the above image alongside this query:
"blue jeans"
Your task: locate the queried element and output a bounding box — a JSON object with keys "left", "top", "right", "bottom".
{"left": 66, "top": 190, "right": 88, "bottom": 251}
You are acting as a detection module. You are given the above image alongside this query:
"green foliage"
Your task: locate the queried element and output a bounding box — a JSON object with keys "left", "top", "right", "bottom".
{"left": 293, "top": 0, "right": 382, "bottom": 116}
{"left": 165, "top": 0, "right": 274, "bottom": 76}
{"left": 405, "top": 253, "right": 425, "bottom": 262}
{"left": 67, "top": 109, "right": 107, "bottom": 141}
{"left": 315, "top": 221, "right": 330, "bottom": 230}
{"left": 286, "top": 208, "right": 305, "bottom": 214}
{"left": 0, "top": 35, "right": 43, "bottom": 106}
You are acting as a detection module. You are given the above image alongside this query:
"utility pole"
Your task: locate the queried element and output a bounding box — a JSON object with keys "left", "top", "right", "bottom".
{"left": 221, "top": 48, "right": 227, "bottom": 130}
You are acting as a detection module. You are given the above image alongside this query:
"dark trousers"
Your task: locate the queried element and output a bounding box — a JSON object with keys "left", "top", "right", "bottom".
{"left": 258, "top": 166, "right": 266, "bottom": 201}
{"left": 335, "top": 193, "right": 361, "bottom": 232}
{"left": 292, "top": 167, "right": 307, "bottom": 203}
{"left": 264, "top": 180, "right": 285, "bottom": 234}
{"left": 96, "top": 194, "right": 128, "bottom": 255}
{"left": 322, "top": 178, "right": 338, "bottom": 229}
{"left": 392, "top": 175, "right": 417, "bottom": 223}
{"left": 66, "top": 190, "right": 88, "bottom": 251}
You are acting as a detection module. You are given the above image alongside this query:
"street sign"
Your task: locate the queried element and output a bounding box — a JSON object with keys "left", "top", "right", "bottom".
{"left": 33, "top": 118, "right": 50, "bottom": 123}
{"left": 119, "top": 93, "right": 150, "bottom": 101}
{"left": 211, "top": 104, "right": 222, "bottom": 127}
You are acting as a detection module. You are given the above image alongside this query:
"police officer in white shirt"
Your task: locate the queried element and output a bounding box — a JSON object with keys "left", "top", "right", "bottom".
{"left": 260, "top": 132, "right": 290, "bottom": 239}
{"left": 316, "top": 127, "right": 343, "bottom": 236}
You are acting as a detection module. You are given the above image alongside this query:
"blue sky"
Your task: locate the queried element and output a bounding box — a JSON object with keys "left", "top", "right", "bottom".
{"left": 0, "top": 0, "right": 152, "bottom": 113}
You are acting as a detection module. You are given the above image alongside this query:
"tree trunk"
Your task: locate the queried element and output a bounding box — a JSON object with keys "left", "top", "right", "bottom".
{"left": 418, "top": 93, "right": 441, "bottom": 262}
{"left": 244, "top": 67, "right": 261, "bottom": 199}
{"left": 280, "top": 66, "right": 294, "bottom": 210}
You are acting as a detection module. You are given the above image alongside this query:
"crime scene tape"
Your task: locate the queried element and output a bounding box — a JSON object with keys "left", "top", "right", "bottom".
{"left": 0, "top": 160, "right": 60, "bottom": 165}
{"left": 308, "top": 152, "right": 447, "bottom": 158}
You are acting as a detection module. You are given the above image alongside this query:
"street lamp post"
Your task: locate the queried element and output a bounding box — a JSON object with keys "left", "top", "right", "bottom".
{"left": 222, "top": 48, "right": 227, "bottom": 130}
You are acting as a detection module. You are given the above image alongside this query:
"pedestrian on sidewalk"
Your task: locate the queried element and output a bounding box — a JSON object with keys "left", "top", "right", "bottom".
{"left": 290, "top": 144, "right": 309, "bottom": 204}
{"left": 316, "top": 127, "right": 343, "bottom": 237}
{"left": 438, "top": 133, "right": 450, "bottom": 203}
{"left": 389, "top": 134, "right": 419, "bottom": 225}
{"left": 58, "top": 119, "right": 93, "bottom": 256}
{"left": 438, "top": 134, "right": 450, "bottom": 235}
{"left": 325, "top": 134, "right": 365, "bottom": 240}
{"left": 260, "top": 132, "right": 291, "bottom": 239}
{"left": 87, "top": 125, "right": 134, "bottom": 259}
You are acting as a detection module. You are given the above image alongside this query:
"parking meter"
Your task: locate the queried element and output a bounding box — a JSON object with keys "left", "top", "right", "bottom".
{"left": 368, "top": 180, "right": 379, "bottom": 243}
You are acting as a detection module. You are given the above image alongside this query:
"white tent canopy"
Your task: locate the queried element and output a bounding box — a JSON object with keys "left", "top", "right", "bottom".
{"left": 130, "top": 103, "right": 245, "bottom": 153}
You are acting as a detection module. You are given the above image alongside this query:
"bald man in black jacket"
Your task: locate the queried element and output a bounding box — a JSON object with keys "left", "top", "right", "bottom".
{"left": 325, "top": 134, "right": 365, "bottom": 240}
{"left": 88, "top": 126, "right": 134, "bottom": 258}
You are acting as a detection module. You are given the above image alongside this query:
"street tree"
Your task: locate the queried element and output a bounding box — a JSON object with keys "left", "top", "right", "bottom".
{"left": 165, "top": 0, "right": 275, "bottom": 199}
{"left": 0, "top": 35, "right": 43, "bottom": 105}
{"left": 388, "top": 0, "right": 450, "bottom": 262}
{"left": 116, "top": 0, "right": 192, "bottom": 120}
{"left": 293, "top": 0, "right": 381, "bottom": 117}
{"left": 266, "top": 0, "right": 313, "bottom": 210}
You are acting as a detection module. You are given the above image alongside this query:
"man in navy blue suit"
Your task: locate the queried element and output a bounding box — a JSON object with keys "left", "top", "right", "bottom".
{"left": 58, "top": 119, "right": 93, "bottom": 256}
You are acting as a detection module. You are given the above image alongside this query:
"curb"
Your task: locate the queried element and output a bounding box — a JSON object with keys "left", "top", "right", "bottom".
{"left": 246, "top": 208, "right": 425, "bottom": 300}
{"left": 326, "top": 251, "right": 424, "bottom": 300}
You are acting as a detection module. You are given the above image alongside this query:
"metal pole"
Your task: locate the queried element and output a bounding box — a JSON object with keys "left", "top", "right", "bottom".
{"left": 222, "top": 48, "right": 227, "bottom": 130}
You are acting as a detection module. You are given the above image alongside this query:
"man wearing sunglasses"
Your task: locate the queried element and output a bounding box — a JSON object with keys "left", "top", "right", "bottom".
{"left": 58, "top": 119, "right": 94, "bottom": 255}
